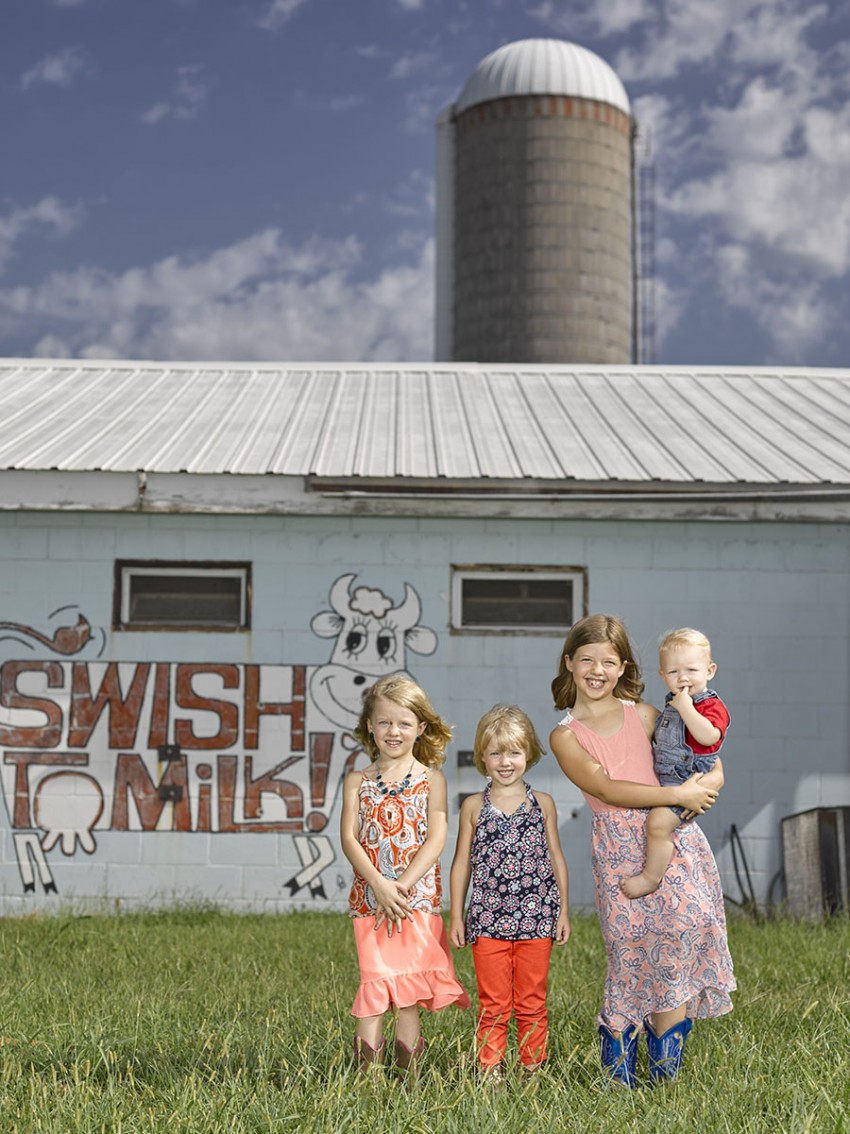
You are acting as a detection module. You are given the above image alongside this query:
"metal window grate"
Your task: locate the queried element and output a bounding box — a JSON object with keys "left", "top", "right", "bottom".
{"left": 115, "top": 562, "right": 251, "bottom": 630}
{"left": 451, "top": 566, "right": 585, "bottom": 633}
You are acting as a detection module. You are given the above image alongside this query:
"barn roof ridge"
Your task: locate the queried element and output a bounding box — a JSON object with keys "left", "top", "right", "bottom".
{"left": 2, "top": 359, "right": 850, "bottom": 495}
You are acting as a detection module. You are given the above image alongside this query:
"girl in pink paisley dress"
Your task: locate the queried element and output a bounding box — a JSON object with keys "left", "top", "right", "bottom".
{"left": 340, "top": 674, "right": 469, "bottom": 1078}
{"left": 549, "top": 615, "right": 735, "bottom": 1087}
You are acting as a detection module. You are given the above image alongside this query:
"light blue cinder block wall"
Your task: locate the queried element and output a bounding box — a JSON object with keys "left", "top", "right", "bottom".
{"left": 0, "top": 510, "right": 847, "bottom": 915}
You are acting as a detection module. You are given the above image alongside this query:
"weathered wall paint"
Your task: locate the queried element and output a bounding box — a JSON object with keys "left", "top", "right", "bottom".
{"left": 1, "top": 510, "right": 849, "bottom": 915}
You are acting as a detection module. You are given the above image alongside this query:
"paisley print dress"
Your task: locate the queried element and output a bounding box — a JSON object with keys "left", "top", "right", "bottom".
{"left": 559, "top": 702, "right": 735, "bottom": 1032}
{"left": 348, "top": 770, "right": 469, "bottom": 1017}
{"left": 348, "top": 770, "right": 440, "bottom": 917}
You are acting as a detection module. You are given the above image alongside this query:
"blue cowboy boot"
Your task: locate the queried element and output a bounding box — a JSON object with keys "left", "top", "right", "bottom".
{"left": 646, "top": 1017, "right": 692, "bottom": 1083}
{"left": 598, "top": 1023, "right": 639, "bottom": 1087}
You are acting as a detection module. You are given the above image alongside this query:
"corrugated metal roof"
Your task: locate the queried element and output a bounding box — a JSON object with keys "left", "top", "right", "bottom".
{"left": 2, "top": 359, "right": 850, "bottom": 488}
{"left": 454, "top": 38, "right": 631, "bottom": 117}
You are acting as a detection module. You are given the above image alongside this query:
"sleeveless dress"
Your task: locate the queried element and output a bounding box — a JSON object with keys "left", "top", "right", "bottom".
{"left": 559, "top": 702, "right": 735, "bottom": 1032}
{"left": 348, "top": 769, "right": 470, "bottom": 1017}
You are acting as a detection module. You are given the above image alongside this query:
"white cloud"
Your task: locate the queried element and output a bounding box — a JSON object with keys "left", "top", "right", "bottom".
{"left": 631, "top": 93, "right": 686, "bottom": 160}
{"left": 1, "top": 229, "right": 435, "bottom": 363}
{"left": 714, "top": 244, "right": 833, "bottom": 361}
{"left": 389, "top": 52, "right": 439, "bottom": 81}
{"left": 141, "top": 102, "right": 171, "bottom": 126}
{"left": 696, "top": 77, "right": 799, "bottom": 163}
{"left": 0, "top": 197, "right": 85, "bottom": 275}
{"left": 257, "top": 0, "right": 308, "bottom": 32}
{"left": 399, "top": 81, "right": 456, "bottom": 133}
{"left": 328, "top": 95, "right": 364, "bottom": 112}
{"left": 529, "top": 0, "right": 652, "bottom": 36}
{"left": 729, "top": 2, "right": 829, "bottom": 70}
{"left": 805, "top": 103, "right": 850, "bottom": 167}
{"left": 612, "top": 0, "right": 753, "bottom": 82}
{"left": 660, "top": 55, "right": 850, "bottom": 279}
{"left": 141, "top": 65, "right": 208, "bottom": 125}
{"left": 598, "top": 0, "right": 830, "bottom": 84}
{"left": 32, "top": 333, "right": 73, "bottom": 357}
{"left": 666, "top": 156, "right": 850, "bottom": 277}
{"left": 616, "top": 1, "right": 849, "bottom": 363}
{"left": 21, "top": 47, "right": 84, "bottom": 90}
{"left": 646, "top": 275, "right": 688, "bottom": 355}
{"left": 382, "top": 169, "right": 433, "bottom": 218}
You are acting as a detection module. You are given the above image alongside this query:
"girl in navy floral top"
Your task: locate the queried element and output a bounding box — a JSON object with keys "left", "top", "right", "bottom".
{"left": 450, "top": 705, "right": 570, "bottom": 1080}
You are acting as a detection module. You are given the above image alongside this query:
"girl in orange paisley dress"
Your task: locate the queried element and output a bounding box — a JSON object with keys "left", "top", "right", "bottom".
{"left": 340, "top": 674, "right": 469, "bottom": 1077}
{"left": 550, "top": 615, "right": 735, "bottom": 1088}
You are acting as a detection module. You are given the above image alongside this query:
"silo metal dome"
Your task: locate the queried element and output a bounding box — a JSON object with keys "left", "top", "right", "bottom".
{"left": 455, "top": 38, "right": 630, "bottom": 117}
{"left": 435, "top": 37, "right": 635, "bottom": 366}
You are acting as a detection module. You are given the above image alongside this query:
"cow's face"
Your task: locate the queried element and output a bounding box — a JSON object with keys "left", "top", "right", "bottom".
{"left": 309, "top": 575, "right": 438, "bottom": 729}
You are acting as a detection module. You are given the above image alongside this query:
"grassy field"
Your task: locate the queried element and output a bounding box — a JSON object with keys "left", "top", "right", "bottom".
{"left": 0, "top": 907, "right": 847, "bottom": 1133}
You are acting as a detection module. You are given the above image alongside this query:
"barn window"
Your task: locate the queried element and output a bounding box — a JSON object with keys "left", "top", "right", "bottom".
{"left": 451, "top": 565, "right": 585, "bottom": 634}
{"left": 114, "top": 562, "right": 251, "bottom": 630}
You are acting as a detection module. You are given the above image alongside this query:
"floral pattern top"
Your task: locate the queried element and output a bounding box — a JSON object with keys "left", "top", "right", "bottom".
{"left": 464, "top": 782, "right": 560, "bottom": 943}
{"left": 348, "top": 770, "right": 441, "bottom": 918}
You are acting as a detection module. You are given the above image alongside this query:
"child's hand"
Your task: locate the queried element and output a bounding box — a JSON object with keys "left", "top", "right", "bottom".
{"left": 372, "top": 878, "right": 411, "bottom": 937}
{"left": 670, "top": 687, "right": 694, "bottom": 714}
{"left": 677, "top": 772, "right": 718, "bottom": 817}
{"left": 449, "top": 919, "right": 466, "bottom": 949}
{"left": 555, "top": 912, "right": 571, "bottom": 945}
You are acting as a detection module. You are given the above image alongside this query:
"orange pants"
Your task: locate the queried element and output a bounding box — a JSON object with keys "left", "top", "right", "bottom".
{"left": 471, "top": 936, "right": 553, "bottom": 1067}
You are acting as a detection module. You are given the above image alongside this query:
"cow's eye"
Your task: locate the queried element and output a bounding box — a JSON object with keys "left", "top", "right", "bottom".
{"left": 376, "top": 630, "right": 395, "bottom": 659}
{"left": 345, "top": 627, "right": 367, "bottom": 655}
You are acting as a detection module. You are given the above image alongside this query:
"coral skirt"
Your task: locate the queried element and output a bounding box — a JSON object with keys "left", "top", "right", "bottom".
{"left": 351, "top": 910, "right": 470, "bottom": 1018}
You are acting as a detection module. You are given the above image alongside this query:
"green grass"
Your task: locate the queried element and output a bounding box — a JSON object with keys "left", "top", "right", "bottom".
{"left": 0, "top": 908, "right": 847, "bottom": 1133}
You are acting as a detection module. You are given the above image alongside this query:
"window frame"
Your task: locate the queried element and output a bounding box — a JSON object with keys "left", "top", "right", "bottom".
{"left": 113, "top": 560, "right": 252, "bottom": 632}
{"left": 450, "top": 564, "right": 587, "bottom": 636}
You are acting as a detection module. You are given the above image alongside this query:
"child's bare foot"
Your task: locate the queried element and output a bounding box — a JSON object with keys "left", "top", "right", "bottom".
{"left": 620, "top": 872, "right": 660, "bottom": 899}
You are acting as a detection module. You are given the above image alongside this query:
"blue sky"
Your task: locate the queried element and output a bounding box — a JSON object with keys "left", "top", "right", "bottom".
{"left": 2, "top": 0, "right": 849, "bottom": 367}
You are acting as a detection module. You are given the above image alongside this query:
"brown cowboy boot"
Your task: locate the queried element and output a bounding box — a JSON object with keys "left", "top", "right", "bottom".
{"left": 353, "top": 1035, "right": 385, "bottom": 1073}
{"left": 394, "top": 1036, "right": 425, "bottom": 1082}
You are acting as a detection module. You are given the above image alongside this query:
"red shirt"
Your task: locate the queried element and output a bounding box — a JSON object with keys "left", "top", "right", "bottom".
{"left": 688, "top": 695, "right": 730, "bottom": 755}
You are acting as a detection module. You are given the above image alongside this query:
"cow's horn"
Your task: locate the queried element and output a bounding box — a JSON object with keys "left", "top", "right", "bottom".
{"left": 329, "top": 573, "right": 357, "bottom": 615}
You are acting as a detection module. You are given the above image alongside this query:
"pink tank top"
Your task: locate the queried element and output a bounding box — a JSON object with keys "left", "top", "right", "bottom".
{"left": 558, "top": 700, "right": 658, "bottom": 813}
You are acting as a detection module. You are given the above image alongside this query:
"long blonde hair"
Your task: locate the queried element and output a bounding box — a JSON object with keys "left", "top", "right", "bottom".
{"left": 551, "top": 614, "right": 644, "bottom": 709}
{"left": 355, "top": 673, "right": 452, "bottom": 768}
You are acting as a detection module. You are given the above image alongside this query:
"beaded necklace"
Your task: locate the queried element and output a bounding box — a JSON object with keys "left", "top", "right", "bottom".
{"left": 374, "top": 757, "right": 416, "bottom": 798}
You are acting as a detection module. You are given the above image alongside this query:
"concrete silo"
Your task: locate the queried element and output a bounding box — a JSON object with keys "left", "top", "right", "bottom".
{"left": 436, "top": 38, "right": 634, "bottom": 364}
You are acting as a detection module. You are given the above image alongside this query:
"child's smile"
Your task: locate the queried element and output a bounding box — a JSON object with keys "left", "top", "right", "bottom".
{"left": 566, "top": 641, "right": 626, "bottom": 697}
{"left": 484, "top": 748, "right": 527, "bottom": 788}
{"left": 369, "top": 695, "right": 425, "bottom": 764}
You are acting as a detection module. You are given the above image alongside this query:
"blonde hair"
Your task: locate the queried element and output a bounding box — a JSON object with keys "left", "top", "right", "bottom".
{"left": 659, "top": 627, "right": 713, "bottom": 661}
{"left": 473, "top": 704, "right": 545, "bottom": 775}
{"left": 354, "top": 673, "right": 452, "bottom": 768}
{"left": 552, "top": 613, "right": 645, "bottom": 710}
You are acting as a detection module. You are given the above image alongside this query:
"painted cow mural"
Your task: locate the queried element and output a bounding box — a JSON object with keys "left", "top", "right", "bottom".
{"left": 0, "top": 578, "right": 439, "bottom": 906}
